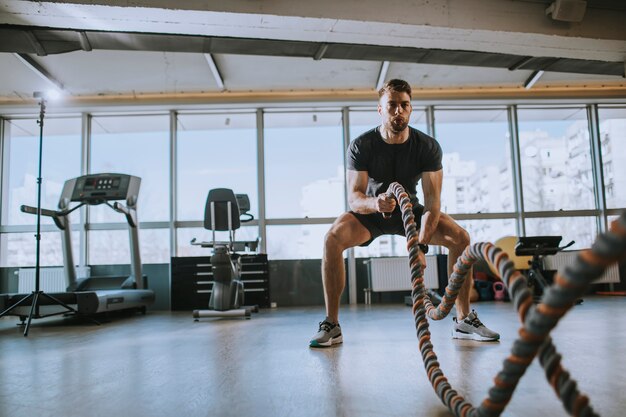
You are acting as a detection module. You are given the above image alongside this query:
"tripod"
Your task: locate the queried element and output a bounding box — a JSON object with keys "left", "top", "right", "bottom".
{"left": 0, "top": 93, "right": 86, "bottom": 336}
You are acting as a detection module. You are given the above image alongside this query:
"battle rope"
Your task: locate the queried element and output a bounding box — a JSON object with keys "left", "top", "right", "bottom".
{"left": 386, "top": 182, "right": 626, "bottom": 417}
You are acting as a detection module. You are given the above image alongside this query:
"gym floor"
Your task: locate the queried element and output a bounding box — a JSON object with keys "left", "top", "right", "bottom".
{"left": 0, "top": 297, "right": 624, "bottom": 417}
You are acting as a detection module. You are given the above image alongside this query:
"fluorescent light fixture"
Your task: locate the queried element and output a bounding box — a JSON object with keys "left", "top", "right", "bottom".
{"left": 524, "top": 70, "right": 544, "bottom": 89}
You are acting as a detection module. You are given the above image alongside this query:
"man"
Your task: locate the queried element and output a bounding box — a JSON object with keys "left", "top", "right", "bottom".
{"left": 310, "top": 79, "right": 499, "bottom": 347}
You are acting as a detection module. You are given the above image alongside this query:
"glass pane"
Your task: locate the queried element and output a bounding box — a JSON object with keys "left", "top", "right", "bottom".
{"left": 88, "top": 230, "right": 129, "bottom": 265}
{"left": 353, "top": 234, "right": 409, "bottom": 258}
{"left": 88, "top": 228, "right": 170, "bottom": 265}
{"left": 456, "top": 218, "right": 517, "bottom": 244}
{"left": 90, "top": 114, "right": 169, "bottom": 222}
{"left": 266, "top": 224, "right": 333, "bottom": 260}
{"left": 140, "top": 229, "right": 170, "bottom": 263}
{"left": 264, "top": 112, "right": 344, "bottom": 218}
{"left": 176, "top": 226, "right": 259, "bottom": 257}
{"left": 517, "top": 108, "right": 595, "bottom": 211}
{"left": 524, "top": 216, "right": 597, "bottom": 250}
{"left": 0, "top": 231, "right": 80, "bottom": 267}
{"left": 434, "top": 109, "right": 514, "bottom": 214}
{"left": 176, "top": 113, "right": 257, "bottom": 221}
{"left": 2, "top": 117, "right": 81, "bottom": 225}
{"left": 598, "top": 107, "right": 626, "bottom": 209}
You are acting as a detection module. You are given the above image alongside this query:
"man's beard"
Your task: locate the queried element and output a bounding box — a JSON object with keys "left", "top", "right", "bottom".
{"left": 387, "top": 117, "right": 409, "bottom": 133}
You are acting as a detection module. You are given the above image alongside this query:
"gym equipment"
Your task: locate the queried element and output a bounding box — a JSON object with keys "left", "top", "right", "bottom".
{"left": 0, "top": 173, "right": 155, "bottom": 328}
{"left": 515, "top": 236, "right": 574, "bottom": 302}
{"left": 492, "top": 281, "right": 506, "bottom": 301}
{"left": 474, "top": 280, "right": 494, "bottom": 301}
{"left": 190, "top": 188, "right": 259, "bottom": 320}
{"left": 386, "top": 181, "right": 625, "bottom": 417}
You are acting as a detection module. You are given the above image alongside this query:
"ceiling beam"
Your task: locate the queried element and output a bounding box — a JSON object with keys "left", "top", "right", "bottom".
{"left": 77, "top": 31, "right": 92, "bottom": 51}
{"left": 313, "top": 43, "right": 329, "bottom": 60}
{"left": 24, "top": 31, "right": 46, "bottom": 56}
{"left": 524, "top": 70, "right": 545, "bottom": 89}
{"left": 203, "top": 53, "right": 225, "bottom": 91}
{"left": 375, "top": 61, "right": 390, "bottom": 91}
{"left": 13, "top": 53, "right": 64, "bottom": 92}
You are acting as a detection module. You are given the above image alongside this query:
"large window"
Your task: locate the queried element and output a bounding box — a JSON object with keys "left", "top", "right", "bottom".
{"left": 0, "top": 231, "right": 80, "bottom": 267}
{"left": 2, "top": 101, "right": 625, "bottom": 268}
{"left": 90, "top": 114, "right": 170, "bottom": 263}
{"left": 2, "top": 117, "right": 81, "bottom": 226}
{"left": 90, "top": 114, "right": 170, "bottom": 223}
{"left": 0, "top": 117, "right": 81, "bottom": 267}
{"left": 264, "top": 111, "right": 344, "bottom": 219}
{"left": 517, "top": 107, "right": 595, "bottom": 212}
{"left": 598, "top": 107, "right": 626, "bottom": 209}
{"left": 88, "top": 229, "right": 170, "bottom": 265}
{"left": 176, "top": 112, "right": 258, "bottom": 221}
{"left": 458, "top": 218, "right": 517, "bottom": 245}
{"left": 434, "top": 108, "right": 514, "bottom": 214}
{"left": 265, "top": 224, "right": 330, "bottom": 260}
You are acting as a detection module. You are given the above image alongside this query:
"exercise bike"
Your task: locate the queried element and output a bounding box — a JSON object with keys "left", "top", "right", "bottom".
{"left": 190, "top": 188, "right": 259, "bottom": 319}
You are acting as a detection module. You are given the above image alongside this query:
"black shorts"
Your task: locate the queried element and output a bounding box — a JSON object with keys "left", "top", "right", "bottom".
{"left": 351, "top": 203, "right": 424, "bottom": 246}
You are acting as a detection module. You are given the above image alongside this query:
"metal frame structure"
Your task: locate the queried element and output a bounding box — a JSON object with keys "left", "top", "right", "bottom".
{"left": 1, "top": 101, "right": 625, "bottom": 304}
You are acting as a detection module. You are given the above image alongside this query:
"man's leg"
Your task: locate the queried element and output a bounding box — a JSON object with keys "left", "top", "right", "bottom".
{"left": 429, "top": 213, "right": 499, "bottom": 341}
{"left": 310, "top": 212, "right": 371, "bottom": 347}
{"left": 322, "top": 212, "right": 371, "bottom": 323}
{"left": 428, "top": 213, "right": 471, "bottom": 320}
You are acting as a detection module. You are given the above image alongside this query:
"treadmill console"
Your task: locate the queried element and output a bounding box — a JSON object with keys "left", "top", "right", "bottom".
{"left": 65, "top": 173, "right": 141, "bottom": 204}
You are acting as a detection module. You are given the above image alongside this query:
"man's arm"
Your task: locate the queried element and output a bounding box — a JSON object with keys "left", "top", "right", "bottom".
{"left": 347, "top": 170, "right": 396, "bottom": 214}
{"left": 419, "top": 169, "right": 443, "bottom": 244}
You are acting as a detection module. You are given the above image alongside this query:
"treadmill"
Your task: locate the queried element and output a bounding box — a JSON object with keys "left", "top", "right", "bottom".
{"left": 0, "top": 173, "right": 155, "bottom": 320}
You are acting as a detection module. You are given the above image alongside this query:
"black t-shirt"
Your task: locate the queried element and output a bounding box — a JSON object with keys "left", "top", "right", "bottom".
{"left": 347, "top": 126, "right": 443, "bottom": 205}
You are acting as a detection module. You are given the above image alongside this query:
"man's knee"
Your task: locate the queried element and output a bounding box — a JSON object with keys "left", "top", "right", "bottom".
{"left": 324, "top": 213, "right": 369, "bottom": 253}
{"left": 324, "top": 228, "right": 348, "bottom": 253}
{"left": 458, "top": 226, "right": 470, "bottom": 247}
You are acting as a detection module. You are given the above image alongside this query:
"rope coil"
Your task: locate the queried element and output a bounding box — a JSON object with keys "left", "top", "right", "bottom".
{"left": 387, "top": 181, "right": 626, "bottom": 417}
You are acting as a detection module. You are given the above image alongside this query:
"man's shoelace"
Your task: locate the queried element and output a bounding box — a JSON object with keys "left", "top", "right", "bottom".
{"left": 318, "top": 321, "right": 334, "bottom": 332}
{"left": 466, "top": 315, "right": 484, "bottom": 328}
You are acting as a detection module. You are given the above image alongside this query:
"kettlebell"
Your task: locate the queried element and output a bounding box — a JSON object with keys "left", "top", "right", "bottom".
{"left": 493, "top": 281, "right": 506, "bottom": 301}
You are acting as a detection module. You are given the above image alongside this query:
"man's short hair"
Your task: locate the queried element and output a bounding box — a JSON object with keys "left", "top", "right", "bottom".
{"left": 378, "top": 79, "right": 412, "bottom": 100}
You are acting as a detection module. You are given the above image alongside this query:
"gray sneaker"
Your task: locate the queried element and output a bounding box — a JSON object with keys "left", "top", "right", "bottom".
{"left": 452, "top": 310, "right": 500, "bottom": 341}
{"left": 309, "top": 319, "right": 343, "bottom": 347}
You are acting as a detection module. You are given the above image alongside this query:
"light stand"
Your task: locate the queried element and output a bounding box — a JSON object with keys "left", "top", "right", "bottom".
{"left": 0, "top": 92, "right": 84, "bottom": 336}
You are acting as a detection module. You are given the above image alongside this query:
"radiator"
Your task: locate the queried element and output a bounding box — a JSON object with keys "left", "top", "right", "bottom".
{"left": 16, "top": 267, "right": 91, "bottom": 293}
{"left": 544, "top": 251, "right": 620, "bottom": 284}
{"left": 366, "top": 256, "right": 438, "bottom": 292}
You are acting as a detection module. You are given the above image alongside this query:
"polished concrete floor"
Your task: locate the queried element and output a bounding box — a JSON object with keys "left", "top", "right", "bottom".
{"left": 0, "top": 297, "right": 624, "bottom": 417}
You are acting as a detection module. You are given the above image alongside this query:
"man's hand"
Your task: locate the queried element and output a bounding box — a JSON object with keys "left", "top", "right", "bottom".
{"left": 376, "top": 193, "right": 396, "bottom": 215}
